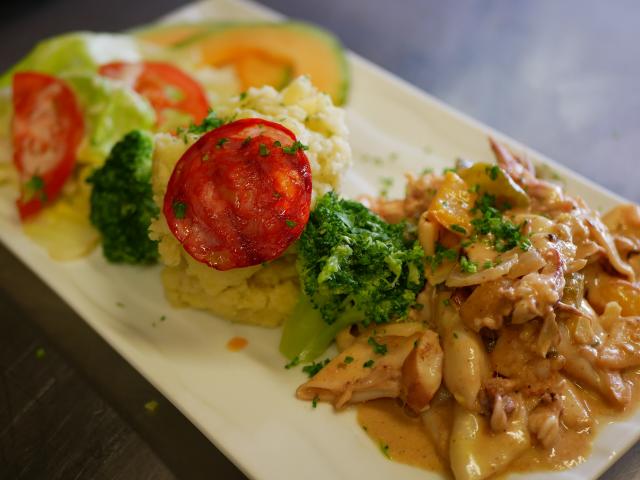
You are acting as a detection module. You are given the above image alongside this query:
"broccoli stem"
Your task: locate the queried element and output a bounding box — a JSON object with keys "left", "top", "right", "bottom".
{"left": 279, "top": 294, "right": 363, "bottom": 362}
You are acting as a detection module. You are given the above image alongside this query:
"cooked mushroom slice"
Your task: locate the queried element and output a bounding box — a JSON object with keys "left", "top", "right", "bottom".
{"left": 296, "top": 333, "right": 420, "bottom": 408}
{"left": 401, "top": 330, "right": 443, "bottom": 413}
{"left": 587, "top": 216, "right": 635, "bottom": 282}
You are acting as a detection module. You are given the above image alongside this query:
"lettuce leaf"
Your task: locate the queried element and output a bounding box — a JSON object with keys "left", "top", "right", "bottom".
{"left": 62, "top": 73, "right": 155, "bottom": 165}
{"left": 0, "top": 32, "right": 142, "bottom": 87}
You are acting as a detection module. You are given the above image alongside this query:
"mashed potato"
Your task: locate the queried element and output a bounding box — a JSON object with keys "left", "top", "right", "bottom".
{"left": 149, "top": 76, "right": 351, "bottom": 327}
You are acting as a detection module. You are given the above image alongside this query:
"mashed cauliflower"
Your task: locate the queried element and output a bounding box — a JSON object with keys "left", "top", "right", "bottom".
{"left": 149, "top": 76, "right": 351, "bottom": 327}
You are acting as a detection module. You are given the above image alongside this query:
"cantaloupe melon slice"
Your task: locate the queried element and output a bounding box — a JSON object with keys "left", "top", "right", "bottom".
{"left": 175, "top": 22, "right": 350, "bottom": 105}
{"left": 135, "top": 23, "right": 210, "bottom": 47}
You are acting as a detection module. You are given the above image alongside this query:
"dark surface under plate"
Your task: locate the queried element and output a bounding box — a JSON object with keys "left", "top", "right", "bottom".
{"left": 1, "top": 0, "right": 639, "bottom": 479}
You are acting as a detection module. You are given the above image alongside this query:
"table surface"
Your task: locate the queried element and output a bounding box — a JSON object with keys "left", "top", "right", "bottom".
{"left": 1, "top": 0, "right": 639, "bottom": 479}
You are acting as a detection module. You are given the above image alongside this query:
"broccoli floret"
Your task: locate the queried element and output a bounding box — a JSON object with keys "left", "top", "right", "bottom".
{"left": 280, "top": 192, "right": 425, "bottom": 362}
{"left": 87, "top": 130, "right": 159, "bottom": 264}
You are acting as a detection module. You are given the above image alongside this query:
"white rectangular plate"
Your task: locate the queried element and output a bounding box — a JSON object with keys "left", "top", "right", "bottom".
{"left": 0, "top": 0, "right": 635, "bottom": 479}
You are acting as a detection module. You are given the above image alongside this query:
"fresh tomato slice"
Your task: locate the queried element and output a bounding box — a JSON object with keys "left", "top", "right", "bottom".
{"left": 164, "top": 118, "right": 313, "bottom": 271}
{"left": 12, "top": 72, "right": 84, "bottom": 220}
{"left": 99, "top": 61, "right": 209, "bottom": 127}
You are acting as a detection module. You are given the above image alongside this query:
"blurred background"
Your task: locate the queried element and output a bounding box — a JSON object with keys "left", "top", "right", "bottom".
{"left": 1, "top": 1, "right": 639, "bottom": 479}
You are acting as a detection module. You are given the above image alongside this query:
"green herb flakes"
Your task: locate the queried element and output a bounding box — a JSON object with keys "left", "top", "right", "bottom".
{"left": 379, "top": 177, "right": 394, "bottom": 197}
{"left": 144, "top": 400, "right": 159, "bottom": 414}
{"left": 302, "top": 358, "right": 330, "bottom": 378}
{"left": 486, "top": 165, "right": 500, "bottom": 180}
{"left": 426, "top": 243, "right": 458, "bottom": 271}
{"left": 471, "top": 194, "right": 530, "bottom": 252}
{"left": 380, "top": 442, "right": 391, "bottom": 459}
{"left": 172, "top": 201, "right": 187, "bottom": 219}
{"left": 460, "top": 255, "right": 478, "bottom": 273}
{"left": 177, "top": 110, "right": 224, "bottom": 138}
{"left": 24, "top": 175, "right": 47, "bottom": 202}
{"left": 450, "top": 224, "right": 467, "bottom": 235}
{"left": 282, "top": 141, "right": 309, "bottom": 154}
{"left": 284, "top": 356, "right": 300, "bottom": 369}
{"left": 368, "top": 337, "right": 388, "bottom": 355}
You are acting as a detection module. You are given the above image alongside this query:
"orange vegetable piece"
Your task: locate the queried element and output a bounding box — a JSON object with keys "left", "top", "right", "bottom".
{"left": 588, "top": 270, "right": 640, "bottom": 316}
{"left": 427, "top": 172, "right": 476, "bottom": 236}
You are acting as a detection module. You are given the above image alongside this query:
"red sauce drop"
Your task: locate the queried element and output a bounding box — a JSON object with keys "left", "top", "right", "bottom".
{"left": 227, "top": 336, "right": 249, "bottom": 352}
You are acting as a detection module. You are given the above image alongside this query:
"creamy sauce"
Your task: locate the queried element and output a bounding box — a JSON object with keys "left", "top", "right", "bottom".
{"left": 357, "top": 372, "right": 640, "bottom": 479}
{"left": 226, "top": 336, "right": 248, "bottom": 351}
{"left": 507, "top": 428, "right": 592, "bottom": 474}
{"left": 358, "top": 399, "right": 447, "bottom": 475}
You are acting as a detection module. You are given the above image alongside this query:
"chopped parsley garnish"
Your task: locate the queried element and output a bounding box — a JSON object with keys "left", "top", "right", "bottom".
{"left": 24, "top": 175, "right": 47, "bottom": 202}
{"left": 177, "top": 110, "right": 224, "bottom": 137}
{"left": 363, "top": 359, "right": 375, "bottom": 368}
{"left": 426, "top": 243, "right": 458, "bottom": 271}
{"left": 379, "top": 177, "right": 394, "bottom": 197}
{"left": 443, "top": 298, "right": 451, "bottom": 306}
{"left": 380, "top": 442, "right": 391, "bottom": 459}
{"left": 450, "top": 224, "right": 467, "bottom": 235}
{"left": 216, "top": 137, "right": 229, "bottom": 148}
{"left": 453, "top": 332, "right": 459, "bottom": 339}
{"left": 368, "top": 337, "right": 388, "bottom": 355}
{"left": 172, "top": 201, "right": 187, "bottom": 219}
{"left": 486, "top": 165, "right": 500, "bottom": 180}
{"left": 312, "top": 395, "right": 319, "bottom": 408}
{"left": 443, "top": 167, "right": 457, "bottom": 174}
{"left": 259, "top": 143, "right": 269, "bottom": 156}
{"left": 282, "top": 140, "right": 309, "bottom": 154}
{"left": 460, "top": 255, "right": 478, "bottom": 273}
{"left": 285, "top": 219, "right": 297, "bottom": 228}
{"left": 421, "top": 167, "right": 434, "bottom": 175}
{"left": 35, "top": 347, "right": 46, "bottom": 359}
{"left": 344, "top": 356, "right": 354, "bottom": 364}
{"left": 273, "top": 140, "right": 282, "bottom": 147}
{"left": 471, "top": 194, "right": 530, "bottom": 252}
{"left": 482, "top": 260, "right": 494, "bottom": 269}
{"left": 302, "top": 358, "right": 330, "bottom": 378}
{"left": 239, "top": 92, "right": 247, "bottom": 101}
{"left": 144, "top": 400, "right": 159, "bottom": 414}
{"left": 469, "top": 184, "right": 480, "bottom": 193}
{"left": 242, "top": 136, "right": 252, "bottom": 147}
{"left": 273, "top": 191, "right": 282, "bottom": 199}
{"left": 284, "top": 356, "right": 300, "bottom": 369}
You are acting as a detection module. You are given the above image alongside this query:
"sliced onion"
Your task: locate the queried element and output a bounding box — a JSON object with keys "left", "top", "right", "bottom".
{"left": 507, "top": 248, "right": 546, "bottom": 279}
{"left": 446, "top": 253, "right": 518, "bottom": 287}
